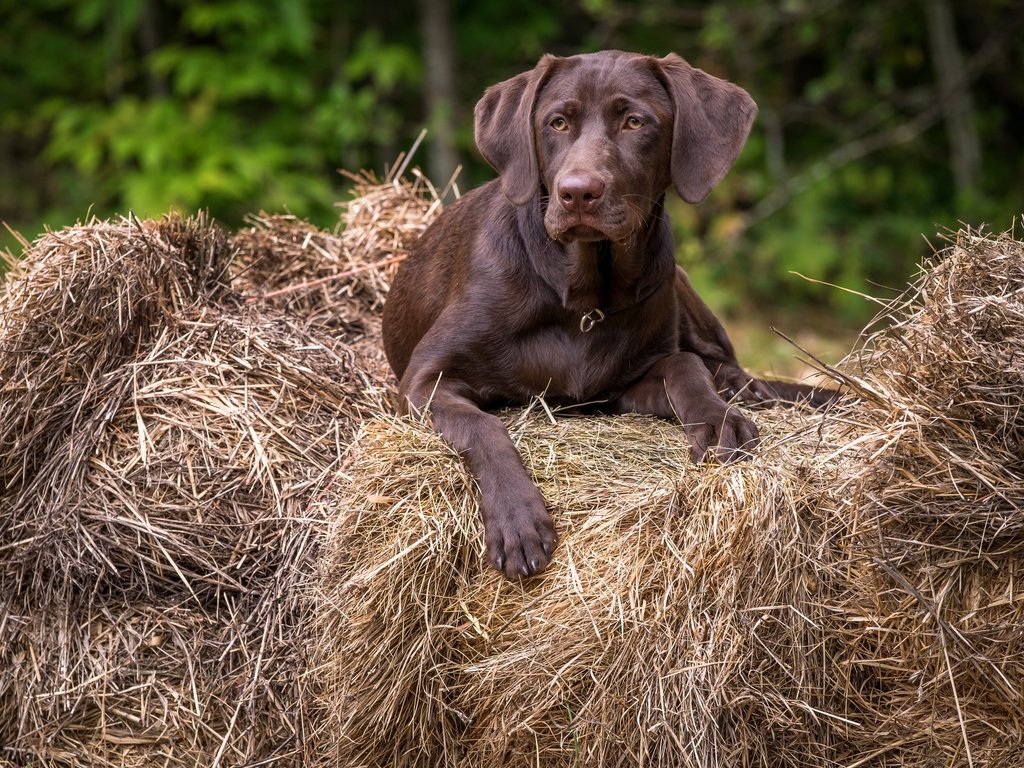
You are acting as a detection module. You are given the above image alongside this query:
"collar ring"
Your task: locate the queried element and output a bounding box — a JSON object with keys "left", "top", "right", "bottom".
{"left": 579, "top": 308, "right": 606, "bottom": 333}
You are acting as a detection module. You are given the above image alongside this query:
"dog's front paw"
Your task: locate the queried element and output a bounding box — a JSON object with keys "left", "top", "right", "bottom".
{"left": 684, "top": 402, "right": 759, "bottom": 464}
{"left": 482, "top": 487, "right": 558, "bottom": 580}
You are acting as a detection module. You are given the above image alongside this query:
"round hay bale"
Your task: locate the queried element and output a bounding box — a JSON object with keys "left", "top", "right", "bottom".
{"left": 230, "top": 171, "right": 447, "bottom": 387}
{"left": 0, "top": 213, "right": 231, "bottom": 498}
{"left": 313, "top": 227, "right": 1024, "bottom": 767}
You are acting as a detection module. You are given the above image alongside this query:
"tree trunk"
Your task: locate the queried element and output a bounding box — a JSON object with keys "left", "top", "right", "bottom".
{"left": 925, "top": 0, "right": 981, "bottom": 196}
{"left": 138, "top": 0, "right": 167, "bottom": 98}
{"left": 105, "top": 1, "right": 124, "bottom": 101}
{"left": 418, "top": 0, "right": 460, "bottom": 186}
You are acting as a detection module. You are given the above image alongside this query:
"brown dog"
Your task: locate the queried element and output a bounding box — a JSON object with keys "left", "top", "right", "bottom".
{"left": 383, "top": 50, "right": 831, "bottom": 580}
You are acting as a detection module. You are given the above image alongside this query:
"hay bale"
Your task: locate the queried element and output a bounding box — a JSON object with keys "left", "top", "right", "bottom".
{"left": 0, "top": 212, "right": 370, "bottom": 765}
{"left": 229, "top": 212, "right": 349, "bottom": 327}
{"left": 0, "top": 214, "right": 231, "bottom": 499}
{"left": 230, "top": 170, "right": 447, "bottom": 386}
{"left": 6, "top": 305, "right": 365, "bottom": 600}
{"left": 815, "top": 228, "right": 1024, "bottom": 766}
{"left": 314, "top": 408, "right": 850, "bottom": 767}
{"left": 1, "top": 590, "right": 312, "bottom": 768}
{"left": 337, "top": 168, "right": 447, "bottom": 305}
{"left": 0, "top": 214, "right": 368, "bottom": 599}
{"left": 313, "top": 227, "right": 1024, "bottom": 766}
{"left": 840, "top": 228, "right": 1024, "bottom": 549}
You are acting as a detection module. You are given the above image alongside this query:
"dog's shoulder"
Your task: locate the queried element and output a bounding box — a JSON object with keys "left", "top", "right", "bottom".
{"left": 420, "top": 178, "right": 509, "bottom": 235}
{"left": 414, "top": 179, "right": 528, "bottom": 265}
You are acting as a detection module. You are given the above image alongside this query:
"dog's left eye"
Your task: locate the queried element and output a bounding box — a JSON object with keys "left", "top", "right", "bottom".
{"left": 624, "top": 115, "right": 644, "bottom": 130}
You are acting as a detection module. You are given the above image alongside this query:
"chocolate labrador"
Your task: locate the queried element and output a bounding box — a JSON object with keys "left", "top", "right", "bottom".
{"left": 383, "top": 50, "right": 832, "bottom": 580}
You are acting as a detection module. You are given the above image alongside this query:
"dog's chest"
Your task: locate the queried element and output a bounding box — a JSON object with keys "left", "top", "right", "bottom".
{"left": 507, "top": 320, "right": 661, "bottom": 403}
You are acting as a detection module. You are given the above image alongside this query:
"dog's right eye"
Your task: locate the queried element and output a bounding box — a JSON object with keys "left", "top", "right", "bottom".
{"left": 550, "top": 116, "right": 569, "bottom": 132}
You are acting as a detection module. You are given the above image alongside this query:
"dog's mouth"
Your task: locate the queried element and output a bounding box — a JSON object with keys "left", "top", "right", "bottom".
{"left": 550, "top": 215, "right": 634, "bottom": 244}
{"left": 557, "top": 224, "right": 608, "bottom": 243}
{"left": 545, "top": 207, "right": 633, "bottom": 245}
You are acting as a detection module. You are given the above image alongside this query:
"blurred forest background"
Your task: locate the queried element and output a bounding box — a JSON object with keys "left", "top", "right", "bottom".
{"left": 2, "top": 0, "right": 1023, "bottom": 369}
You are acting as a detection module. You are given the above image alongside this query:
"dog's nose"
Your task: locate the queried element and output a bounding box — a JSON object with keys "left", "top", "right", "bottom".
{"left": 557, "top": 174, "right": 605, "bottom": 213}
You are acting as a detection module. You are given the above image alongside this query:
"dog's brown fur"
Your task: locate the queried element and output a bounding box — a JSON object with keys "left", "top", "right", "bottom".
{"left": 383, "top": 51, "right": 832, "bottom": 580}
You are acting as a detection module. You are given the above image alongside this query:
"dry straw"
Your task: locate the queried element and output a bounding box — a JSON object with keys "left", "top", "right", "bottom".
{"left": 0, "top": 205, "right": 393, "bottom": 765}
{"left": 231, "top": 166, "right": 448, "bottom": 386}
{"left": 314, "top": 227, "right": 1024, "bottom": 767}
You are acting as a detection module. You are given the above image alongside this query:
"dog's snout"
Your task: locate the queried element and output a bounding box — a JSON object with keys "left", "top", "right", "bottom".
{"left": 557, "top": 174, "right": 605, "bottom": 213}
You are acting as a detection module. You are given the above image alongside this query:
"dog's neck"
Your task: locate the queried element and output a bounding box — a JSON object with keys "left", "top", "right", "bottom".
{"left": 563, "top": 239, "right": 637, "bottom": 314}
{"left": 519, "top": 195, "right": 675, "bottom": 317}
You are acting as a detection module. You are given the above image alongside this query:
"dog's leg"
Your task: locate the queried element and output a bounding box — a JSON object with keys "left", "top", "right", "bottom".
{"left": 613, "top": 351, "right": 759, "bottom": 463}
{"left": 398, "top": 374, "right": 558, "bottom": 580}
{"left": 674, "top": 267, "right": 836, "bottom": 407}
{"left": 674, "top": 266, "right": 770, "bottom": 400}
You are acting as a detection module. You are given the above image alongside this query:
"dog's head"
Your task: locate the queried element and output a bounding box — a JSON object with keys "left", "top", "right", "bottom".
{"left": 474, "top": 50, "right": 756, "bottom": 243}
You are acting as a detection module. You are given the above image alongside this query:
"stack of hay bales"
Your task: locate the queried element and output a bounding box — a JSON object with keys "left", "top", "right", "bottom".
{"left": 2, "top": 161, "right": 1020, "bottom": 768}
{"left": 314, "top": 229, "right": 1024, "bottom": 767}
{"left": 0, "top": 169, "right": 443, "bottom": 767}
{"left": 0, "top": 213, "right": 361, "bottom": 766}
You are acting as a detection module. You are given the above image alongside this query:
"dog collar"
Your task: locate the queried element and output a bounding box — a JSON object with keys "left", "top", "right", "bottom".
{"left": 579, "top": 308, "right": 606, "bottom": 333}
{"left": 579, "top": 278, "right": 665, "bottom": 333}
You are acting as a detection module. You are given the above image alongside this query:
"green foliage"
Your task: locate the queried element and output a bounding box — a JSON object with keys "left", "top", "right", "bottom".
{"left": 2, "top": 0, "right": 1022, "bottom": 327}
{"left": 0, "top": 0, "right": 425, "bottom": 239}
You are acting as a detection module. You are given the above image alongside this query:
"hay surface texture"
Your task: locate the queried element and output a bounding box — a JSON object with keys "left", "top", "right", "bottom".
{"left": 0, "top": 214, "right": 371, "bottom": 766}
{"left": 230, "top": 170, "right": 446, "bottom": 385}
{"left": 315, "top": 228, "right": 1024, "bottom": 767}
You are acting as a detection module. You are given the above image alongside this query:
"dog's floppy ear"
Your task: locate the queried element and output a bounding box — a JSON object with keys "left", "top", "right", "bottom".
{"left": 655, "top": 53, "right": 757, "bottom": 204}
{"left": 474, "top": 55, "right": 557, "bottom": 206}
